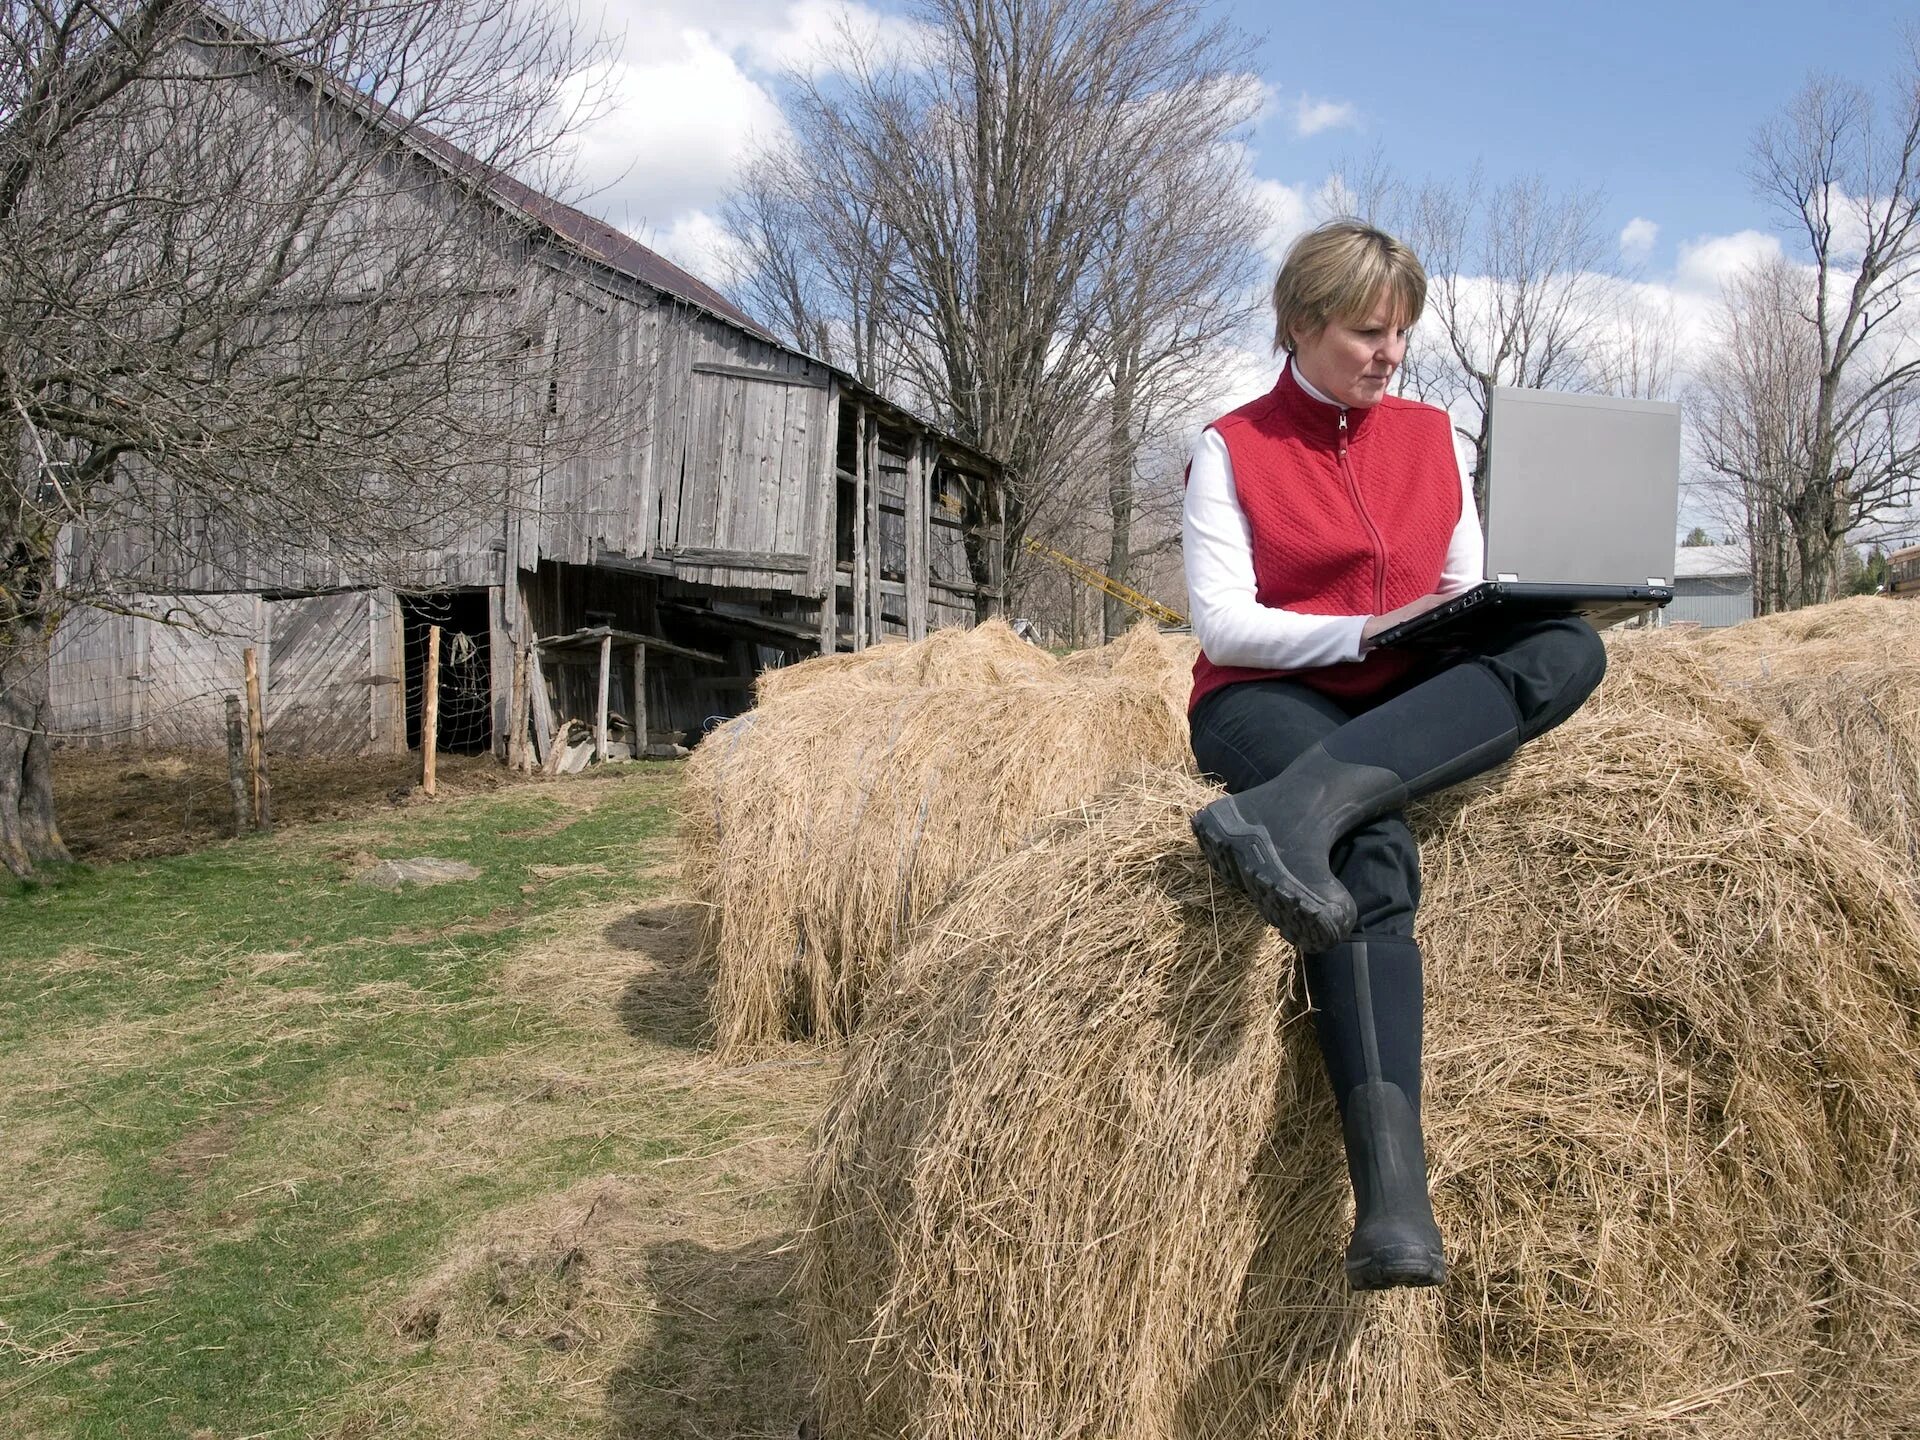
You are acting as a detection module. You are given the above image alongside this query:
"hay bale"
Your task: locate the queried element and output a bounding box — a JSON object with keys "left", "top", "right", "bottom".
{"left": 1056, "top": 621, "right": 1202, "bottom": 720}
{"left": 1678, "top": 600, "right": 1920, "bottom": 879}
{"left": 803, "top": 639, "right": 1920, "bottom": 1438}
{"left": 1687, "top": 594, "right": 1920, "bottom": 662}
{"left": 753, "top": 619, "right": 1056, "bottom": 706}
{"left": 682, "top": 672, "right": 1193, "bottom": 1056}
{"left": 803, "top": 772, "right": 1295, "bottom": 1440}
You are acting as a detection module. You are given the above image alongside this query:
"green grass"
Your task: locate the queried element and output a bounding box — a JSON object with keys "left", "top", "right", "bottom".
{"left": 0, "top": 766, "right": 826, "bottom": 1439}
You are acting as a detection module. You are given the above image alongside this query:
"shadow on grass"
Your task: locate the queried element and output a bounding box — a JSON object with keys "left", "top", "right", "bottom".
{"left": 606, "top": 1233, "right": 810, "bottom": 1440}
{"left": 608, "top": 901, "right": 712, "bottom": 1050}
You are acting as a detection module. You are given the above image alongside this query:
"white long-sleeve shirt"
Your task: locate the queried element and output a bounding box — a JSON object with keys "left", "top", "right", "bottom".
{"left": 1182, "top": 363, "right": 1485, "bottom": 671}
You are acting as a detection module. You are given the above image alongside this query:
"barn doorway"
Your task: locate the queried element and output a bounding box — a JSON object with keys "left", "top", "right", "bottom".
{"left": 400, "top": 590, "right": 493, "bottom": 754}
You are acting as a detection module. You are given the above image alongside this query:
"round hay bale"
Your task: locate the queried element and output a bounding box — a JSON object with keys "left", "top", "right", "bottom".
{"left": 1687, "top": 594, "right": 1920, "bottom": 664}
{"left": 682, "top": 672, "right": 1194, "bottom": 1056}
{"left": 753, "top": 620, "right": 1056, "bottom": 706}
{"left": 803, "top": 639, "right": 1920, "bottom": 1438}
{"left": 803, "top": 772, "right": 1296, "bottom": 1440}
{"left": 1056, "top": 621, "right": 1202, "bottom": 720}
{"left": 1672, "top": 600, "right": 1920, "bottom": 882}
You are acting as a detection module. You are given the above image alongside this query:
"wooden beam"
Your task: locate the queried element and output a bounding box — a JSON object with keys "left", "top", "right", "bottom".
{"left": 529, "top": 644, "right": 554, "bottom": 765}
{"left": 630, "top": 642, "right": 648, "bottom": 752}
{"left": 852, "top": 403, "right": 868, "bottom": 651}
{"left": 906, "top": 433, "right": 929, "bottom": 641}
{"left": 690, "top": 360, "right": 829, "bottom": 388}
{"left": 865, "top": 412, "right": 882, "bottom": 644}
{"left": 594, "top": 630, "right": 611, "bottom": 763}
{"left": 816, "top": 378, "right": 842, "bottom": 652}
{"left": 658, "top": 545, "right": 812, "bottom": 574}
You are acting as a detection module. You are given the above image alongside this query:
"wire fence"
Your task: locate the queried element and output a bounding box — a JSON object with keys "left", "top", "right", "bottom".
{"left": 44, "top": 592, "right": 495, "bottom": 759}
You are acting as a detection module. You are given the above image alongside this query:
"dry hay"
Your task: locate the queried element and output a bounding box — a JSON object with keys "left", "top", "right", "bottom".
{"left": 1056, "top": 621, "right": 1202, "bottom": 720}
{"left": 752, "top": 618, "right": 1057, "bottom": 706}
{"left": 682, "top": 670, "right": 1193, "bottom": 1056}
{"left": 1680, "top": 598, "right": 1920, "bottom": 881}
{"left": 802, "top": 638, "right": 1920, "bottom": 1439}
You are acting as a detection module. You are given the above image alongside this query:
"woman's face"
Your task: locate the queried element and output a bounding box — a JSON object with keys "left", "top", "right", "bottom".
{"left": 1290, "top": 291, "right": 1411, "bottom": 409}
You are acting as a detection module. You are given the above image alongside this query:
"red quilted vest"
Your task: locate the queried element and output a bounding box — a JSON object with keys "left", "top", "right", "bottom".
{"left": 1189, "top": 365, "right": 1462, "bottom": 713}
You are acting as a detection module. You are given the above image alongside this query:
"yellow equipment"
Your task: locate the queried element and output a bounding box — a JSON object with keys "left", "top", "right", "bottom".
{"left": 1024, "top": 537, "right": 1187, "bottom": 627}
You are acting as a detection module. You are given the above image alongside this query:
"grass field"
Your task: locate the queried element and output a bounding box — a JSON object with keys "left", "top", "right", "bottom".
{"left": 0, "top": 763, "right": 827, "bottom": 1439}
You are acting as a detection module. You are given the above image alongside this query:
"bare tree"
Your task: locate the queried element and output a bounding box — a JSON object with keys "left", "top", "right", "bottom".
{"left": 1396, "top": 171, "right": 1615, "bottom": 513}
{"left": 1082, "top": 93, "right": 1266, "bottom": 638}
{"left": 0, "top": 0, "right": 604, "bottom": 877}
{"left": 1588, "top": 284, "right": 1680, "bottom": 402}
{"left": 1741, "top": 40, "right": 1920, "bottom": 607}
{"left": 722, "top": 0, "right": 1265, "bottom": 614}
{"left": 1689, "top": 258, "right": 1824, "bottom": 613}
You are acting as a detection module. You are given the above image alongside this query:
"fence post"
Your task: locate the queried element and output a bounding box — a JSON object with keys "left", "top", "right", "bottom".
{"left": 421, "top": 624, "right": 441, "bottom": 797}
{"left": 224, "top": 694, "right": 250, "bottom": 837}
{"left": 507, "top": 642, "right": 529, "bottom": 774}
{"left": 243, "top": 646, "right": 271, "bottom": 833}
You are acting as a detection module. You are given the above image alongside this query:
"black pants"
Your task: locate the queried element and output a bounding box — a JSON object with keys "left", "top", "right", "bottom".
{"left": 1188, "top": 617, "right": 1606, "bottom": 940}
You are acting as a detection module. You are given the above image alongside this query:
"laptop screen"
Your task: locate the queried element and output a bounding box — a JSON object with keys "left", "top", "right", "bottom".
{"left": 1483, "top": 387, "right": 1681, "bottom": 587}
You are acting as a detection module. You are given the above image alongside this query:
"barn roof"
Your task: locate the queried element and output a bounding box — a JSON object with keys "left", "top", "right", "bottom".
{"left": 476, "top": 166, "right": 779, "bottom": 344}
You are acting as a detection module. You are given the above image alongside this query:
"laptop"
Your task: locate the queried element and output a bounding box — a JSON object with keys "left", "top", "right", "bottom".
{"left": 1372, "top": 386, "right": 1679, "bottom": 647}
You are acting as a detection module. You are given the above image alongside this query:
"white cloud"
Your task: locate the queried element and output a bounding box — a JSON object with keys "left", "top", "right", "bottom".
{"left": 1619, "top": 217, "right": 1658, "bottom": 260}
{"left": 737, "top": 0, "right": 930, "bottom": 73}
{"left": 556, "top": 28, "right": 786, "bottom": 236}
{"left": 1673, "top": 229, "right": 1784, "bottom": 294}
{"left": 650, "top": 208, "right": 752, "bottom": 290}
{"left": 1252, "top": 176, "right": 1313, "bottom": 264}
{"left": 1292, "top": 93, "right": 1359, "bottom": 138}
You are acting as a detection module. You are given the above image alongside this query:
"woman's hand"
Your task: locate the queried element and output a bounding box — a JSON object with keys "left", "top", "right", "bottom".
{"left": 1359, "top": 592, "right": 1449, "bottom": 651}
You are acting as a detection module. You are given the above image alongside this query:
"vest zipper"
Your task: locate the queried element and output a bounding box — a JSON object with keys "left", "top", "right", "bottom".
{"left": 1337, "top": 410, "right": 1389, "bottom": 614}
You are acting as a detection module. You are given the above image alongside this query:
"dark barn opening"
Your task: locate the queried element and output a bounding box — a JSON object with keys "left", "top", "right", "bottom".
{"left": 401, "top": 589, "right": 493, "bottom": 754}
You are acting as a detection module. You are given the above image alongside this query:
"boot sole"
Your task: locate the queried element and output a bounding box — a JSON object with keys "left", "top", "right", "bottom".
{"left": 1190, "top": 802, "right": 1355, "bottom": 952}
{"left": 1346, "top": 1243, "right": 1447, "bottom": 1291}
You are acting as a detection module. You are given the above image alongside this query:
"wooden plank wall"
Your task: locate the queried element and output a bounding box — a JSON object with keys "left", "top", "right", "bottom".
{"left": 45, "top": 590, "right": 406, "bottom": 755}
{"left": 264, "top": 591, "right": 379, "bottom": 756}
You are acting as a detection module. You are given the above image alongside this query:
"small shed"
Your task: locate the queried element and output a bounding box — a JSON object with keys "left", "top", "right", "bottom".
{"left": 1664, "top": 544, "right": 1753, "bottom": 629}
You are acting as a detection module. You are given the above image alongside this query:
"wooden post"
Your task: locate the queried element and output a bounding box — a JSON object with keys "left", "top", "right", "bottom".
{"left": 629, "top": 642, "right": 647, "bottom": 758}
{"left": 852, "top": 403, "right": 868, "bottom": 651}
{"left": 906, "top": 434, "right": 930, "bottom": 641}
{"left": 528, "top": 643, "right": 554, "bottom": 769}
{"left": 865, "top": 412, "right": 882, "bottom": 644}
{"left": 507, "top": 643, "right": 529, "bottom": 773}
{"left": 817, "top": 380, "right": 842, "bottom": 656}
{"left": 224, "top": 694, "right": 250, "bottom": 837}
{"left": 421, "top": 624, "right": 441, "bottom": 797}
{"left": 243, "top": 647, "right": 271, "bottom": 833}
{"left": 594, "top": 630, "right": 611, "bottom": 763}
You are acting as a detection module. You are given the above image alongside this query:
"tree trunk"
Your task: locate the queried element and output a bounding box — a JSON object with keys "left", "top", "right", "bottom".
{"left": 1103, "top": 367, "right": 1136, "bottom": 641}
{"left": 1788, "top": 476, "right": 1842, "bottom": 609}
{"left": 0, "top": 614, "right": 69, "bottom": 879}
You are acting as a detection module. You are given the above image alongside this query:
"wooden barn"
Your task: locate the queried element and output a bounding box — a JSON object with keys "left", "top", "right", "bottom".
{"left": 47, "top": 52, "right": 1007, "bottom": 764}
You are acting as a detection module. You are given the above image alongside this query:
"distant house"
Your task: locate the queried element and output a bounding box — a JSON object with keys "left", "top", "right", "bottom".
{"left": 1664, "top": 544, "right": 1753, "bottom": 629}
{"left": 47, "top": 27, "right": 1006, "bottom": 762}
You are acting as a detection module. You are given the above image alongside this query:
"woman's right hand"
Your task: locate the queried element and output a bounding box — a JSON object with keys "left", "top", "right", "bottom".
{"left": 1360, "top": 592, "right": 1449, "bottom": 651}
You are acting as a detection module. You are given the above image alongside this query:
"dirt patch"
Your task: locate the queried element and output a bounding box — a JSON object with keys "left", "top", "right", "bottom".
{"left": 95, "top": 1105, "right": 266, "bottom": 1299}
{"left": 52, "top": 747, "right": 518, "bottom": 864}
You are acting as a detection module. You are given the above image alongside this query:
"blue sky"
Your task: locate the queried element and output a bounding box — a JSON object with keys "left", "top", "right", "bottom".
{"left": 567, "top": 0, "right": 1919, "bottom": 289}
{"left": 1219, "top": 0, "right": 1917, "bottom": 276}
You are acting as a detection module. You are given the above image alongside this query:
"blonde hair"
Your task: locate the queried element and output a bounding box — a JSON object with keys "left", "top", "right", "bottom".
{"left": 1271, "top": 219, "right": 1427, "bottom": 355}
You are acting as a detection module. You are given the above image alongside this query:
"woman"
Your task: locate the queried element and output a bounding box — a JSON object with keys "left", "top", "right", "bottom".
{"left": 1183, "top": 220, "right": 1605, "bottom": 1291}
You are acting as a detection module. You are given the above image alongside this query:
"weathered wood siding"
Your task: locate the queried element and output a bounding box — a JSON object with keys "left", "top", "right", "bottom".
{"left": 47, "top": 590, "right": 402, "bottom": 754}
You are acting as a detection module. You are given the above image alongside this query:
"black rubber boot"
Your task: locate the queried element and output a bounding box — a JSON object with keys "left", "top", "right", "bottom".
{"left": 1191, "top": 743, "right": 1405, "bottom": 951}
{"left": 1190, "top": 661, "right": 1520, "bottom": 951}
{"left": 1301, "top": 938, "right": 1445, "bottom": 1289}
{"left": 1341, "top": 1081, "right": 1445, "bottom": 1289}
